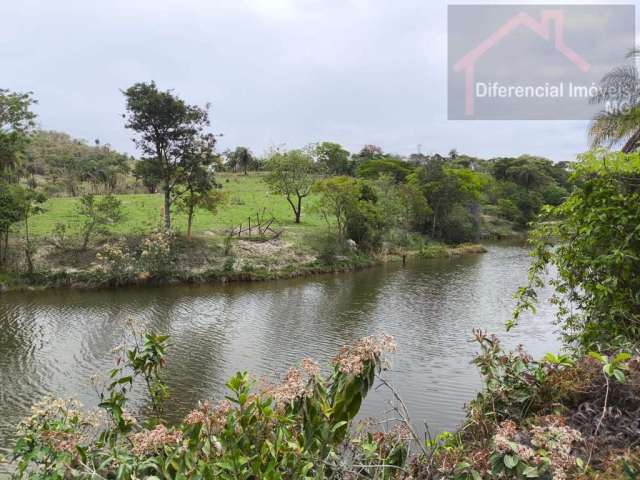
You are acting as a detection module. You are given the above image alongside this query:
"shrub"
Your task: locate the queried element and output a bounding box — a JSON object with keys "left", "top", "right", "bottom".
{"left": 94, "top": 242, "right": 135, "bottom": 285}
{"left": 512, "top": 151, "right": 640, "bottom": 349}
{"left": 11, "top": 332, "right": 400, "bottom": 479}
{"left": 138, "top": 229, "right": 176, "bottom": 275}
{"left": 77, "top": 194, "right": 123, "bottom": 250}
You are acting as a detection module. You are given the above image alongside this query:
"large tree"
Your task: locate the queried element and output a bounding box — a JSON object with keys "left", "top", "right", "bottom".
{"left": 312, "top": 142, "right": 351, "bottom": 175}
{"left": 0, "top": 89, "right": 37, "bottom": 178}
{"left": 123, "top": 81, "right": 214, "bottom": 230}
{"left": 264, "top": 150, "right": 315, "bottom": 224}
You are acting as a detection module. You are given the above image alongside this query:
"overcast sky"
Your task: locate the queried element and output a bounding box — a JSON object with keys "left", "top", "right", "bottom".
{"left": 2, "top": 0, "right": 637, "bottom": 161}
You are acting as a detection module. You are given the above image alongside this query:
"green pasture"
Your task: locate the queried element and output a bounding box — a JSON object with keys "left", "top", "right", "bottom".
{"left": 29, "top": 173, "right": 327, "bottom": 239}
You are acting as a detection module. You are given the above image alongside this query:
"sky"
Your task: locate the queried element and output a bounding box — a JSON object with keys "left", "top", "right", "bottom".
{"left": 1, "top": 0, "right": 638, "bottom": 162}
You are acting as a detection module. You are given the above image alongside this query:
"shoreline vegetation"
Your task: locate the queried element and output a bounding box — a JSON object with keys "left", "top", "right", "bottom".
{"left": 1, "top": 83, "right": 568, "bottom": 299}
{"left": 0, "top": 238, "right": 489, "bottom": 293}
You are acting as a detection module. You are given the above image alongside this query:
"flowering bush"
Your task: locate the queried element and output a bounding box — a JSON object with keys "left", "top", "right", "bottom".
{"left": 94, "top": 242, "right": 134, "bottom": 284}
{"left": 138, "top": 228, "right": 175, "bottom": 275}
{"left": 489, "top": 417, "right": 582, "bottom": 479}
{"left": 10, "top": 332, "right": 403, "bottom": 479}
{"left": 10, "top": 329, "right": 637, "bottom": 479}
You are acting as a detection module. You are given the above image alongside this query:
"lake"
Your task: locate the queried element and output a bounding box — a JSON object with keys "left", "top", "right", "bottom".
{"left": 0, "top": 242, "right": 559, "bottom": 452}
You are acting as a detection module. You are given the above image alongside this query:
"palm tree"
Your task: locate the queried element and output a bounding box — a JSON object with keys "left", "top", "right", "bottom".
{"left": 589, "top": 49, "right": 640, "bottom": 153}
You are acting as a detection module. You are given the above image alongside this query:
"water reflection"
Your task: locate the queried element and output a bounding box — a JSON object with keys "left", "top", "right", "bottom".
{"left": 0, "top": 243, "right": 559, "bottom": 449}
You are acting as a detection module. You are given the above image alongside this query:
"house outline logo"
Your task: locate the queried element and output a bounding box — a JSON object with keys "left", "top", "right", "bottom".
{"left": 453, "top": 9, "right": 591, "bottom": 116}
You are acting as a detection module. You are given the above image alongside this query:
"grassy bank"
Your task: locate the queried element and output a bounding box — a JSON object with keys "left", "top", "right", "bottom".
{"left": 0, "top": 174, "right": 490, "bottom": 292}
{"left": 0, "top": 239, "right": 487, "bottom": 292}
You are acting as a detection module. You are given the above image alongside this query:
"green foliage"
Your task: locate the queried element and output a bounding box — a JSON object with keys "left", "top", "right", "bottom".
{"left": 588, "top": 351, "right": 631, "bottom": 383}
{"left": 77, "top": 194, "right": 123, "bottom": 250}
{"left": 0, "top": 89, "right": 37, "bottom": 177}
{"left": 225, "top": 146, "right": 254, "bottom": 175}
{"left": 264, "top": 149, "right": 315, "bottom": 224}
{"left": 11, "top": 333, "right": 400, "bottom": 479}
{"left": 0, "top": 182, "right": 45, "bottom": 269}
{"left": 312, "top": 176, "right": 385, "bottom": 249}
{"left": 123, "top": 81, "right": 214, "bottom": 231}
{"left": 312, "top": 141, "right": 352, "bottom": 175}
{"left": 589, "top": 50, "right": 640, "bottom": 153}
{"left": 24, "top": 131, "right": 132, "bottom": 195}
{"left": 356, "top": 158, "right": 413, "bottom": 183}
{"left": 174, "top": 144, "right": 225, "bottom": 241}
{"left": 469, "top": 330, "right": 571, "bottom": 423}
{"left": 0, "top": 182, "right": 25, "bottom": 262}
{"left": 487, "top": 156, "right": 569, "bottom": 228}
{"left": 410, "top": 158, "right": 486, "bottom": 243}
{"left": 133, "top": 158, "right": 162, "bottom": 193}
{"left": 511, "top": 151, "right": 640, "bottom": 349}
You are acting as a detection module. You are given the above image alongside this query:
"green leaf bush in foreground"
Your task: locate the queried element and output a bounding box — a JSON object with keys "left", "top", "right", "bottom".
{"left": 11, "top": 331, "right": 404, "bottom": 479}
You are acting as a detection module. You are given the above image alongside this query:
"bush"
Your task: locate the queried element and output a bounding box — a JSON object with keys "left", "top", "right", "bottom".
{"left": 94, "top": 242, "right": 135, "bottom": 285}
{"left": 440, "top": 205, "right": 477, "bottom": 244}
{"left": 138, "top": 229, "right": 176, "bottom": 275}
{"left": 512, "top": 151, "right": 640, "bottom": 349}
{"left": 11, "top": 332, "right": 401, "bottom": 479}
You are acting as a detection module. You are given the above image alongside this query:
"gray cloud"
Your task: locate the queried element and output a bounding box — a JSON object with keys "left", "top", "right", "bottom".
{"left": 1, "top": 0, "right": 637, "bottom": 161}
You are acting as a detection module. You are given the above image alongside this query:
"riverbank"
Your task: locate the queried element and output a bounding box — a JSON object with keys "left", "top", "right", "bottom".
{"left": 0, "top": 239, "right": 488, "bottom": 293}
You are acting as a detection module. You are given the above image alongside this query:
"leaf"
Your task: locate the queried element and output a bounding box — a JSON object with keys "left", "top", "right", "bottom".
{"left": 588, "top": 351, "right": 606, "bottom": 364}
{"left": 614, "top": 352, "right": 632, "bottom": 363}
{"left": 614, "top": 369, "right": 626, "bottom": 383}
{"left": 503, "top": 454, "right": 518, "bottom": 469}
{"left": 331, "top": 420, "right": 348, "bottom": 432}
{"left": 522, "top": 465, "right": 540, "bottom": 477}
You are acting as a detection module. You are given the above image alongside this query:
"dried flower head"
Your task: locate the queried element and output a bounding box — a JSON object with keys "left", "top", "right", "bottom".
{"left": 130, "top": 425, "right": 182, "bottom": 456}
{"left": 332, "top": 334, "right": 397, "bottom": 375}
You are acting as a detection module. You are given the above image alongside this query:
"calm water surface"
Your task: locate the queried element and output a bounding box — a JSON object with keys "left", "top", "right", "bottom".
{"left": 0, "top": 243, "right": 559, "bottom": 451}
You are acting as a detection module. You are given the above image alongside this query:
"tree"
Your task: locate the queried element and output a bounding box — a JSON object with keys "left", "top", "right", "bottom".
{"left": 176, "top": 188, "right": 226, "bottom": 241}
{"left": 0, "top": 183, "right": 44, "bottom": 270}
{"left": 133, "top": 158, "right": 163, "bottom": 193}
{"left": 264, "top": 150, "right": 315, "bottom": 224}
{"left": 0, "top": 182, "right": 23, "bottom": 264}
{"left": 25, "top": 131, "right": 86, "bottom": 195}
{"left": 589, "top": 49, "right": 640, "bottom": 153}
{"left": 77, "top": 194, "right": 123, "bottom": 250}
{"left": 123, "top": 81, "right": 214, "bottom": 230}
{"left": 174, "top": 139, "right": 225, "bottom": 241}
{"left": 351, "top": 144, "right": 385, "bottom": 170}
{"left": 0, "top": 89, "right": 37, "bottom": 178}
{"left": 16, "top": 188, "right": 46, "bottom": 273}
{"left": 356, "top": 158, "right": 413, "bottom": 183}
{"left": 312, "top": 142, "right": 351, "bottom": 175}
{"left": 410, "top": 158, "right": 485, "bottom": 242}
{"left": 226, "top": 146, "right": 254, "bottom": 175}
{"left": 312, "top": 176, "right": 383, "bottom": 247}
{"left": 312, "top": 176, "right": 362, "bottom": 239}
{"left": 81, "top": 141, "right": 130, "bottom": 193}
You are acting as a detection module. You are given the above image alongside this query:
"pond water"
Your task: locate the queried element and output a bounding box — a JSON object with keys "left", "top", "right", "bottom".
{"left": 0, "top": 242, "right": 559, "bottom": 452}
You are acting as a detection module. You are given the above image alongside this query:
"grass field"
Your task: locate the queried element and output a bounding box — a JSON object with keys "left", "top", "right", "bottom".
{"left": 29, "top": 173, "right": 327, "bottom": 240}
